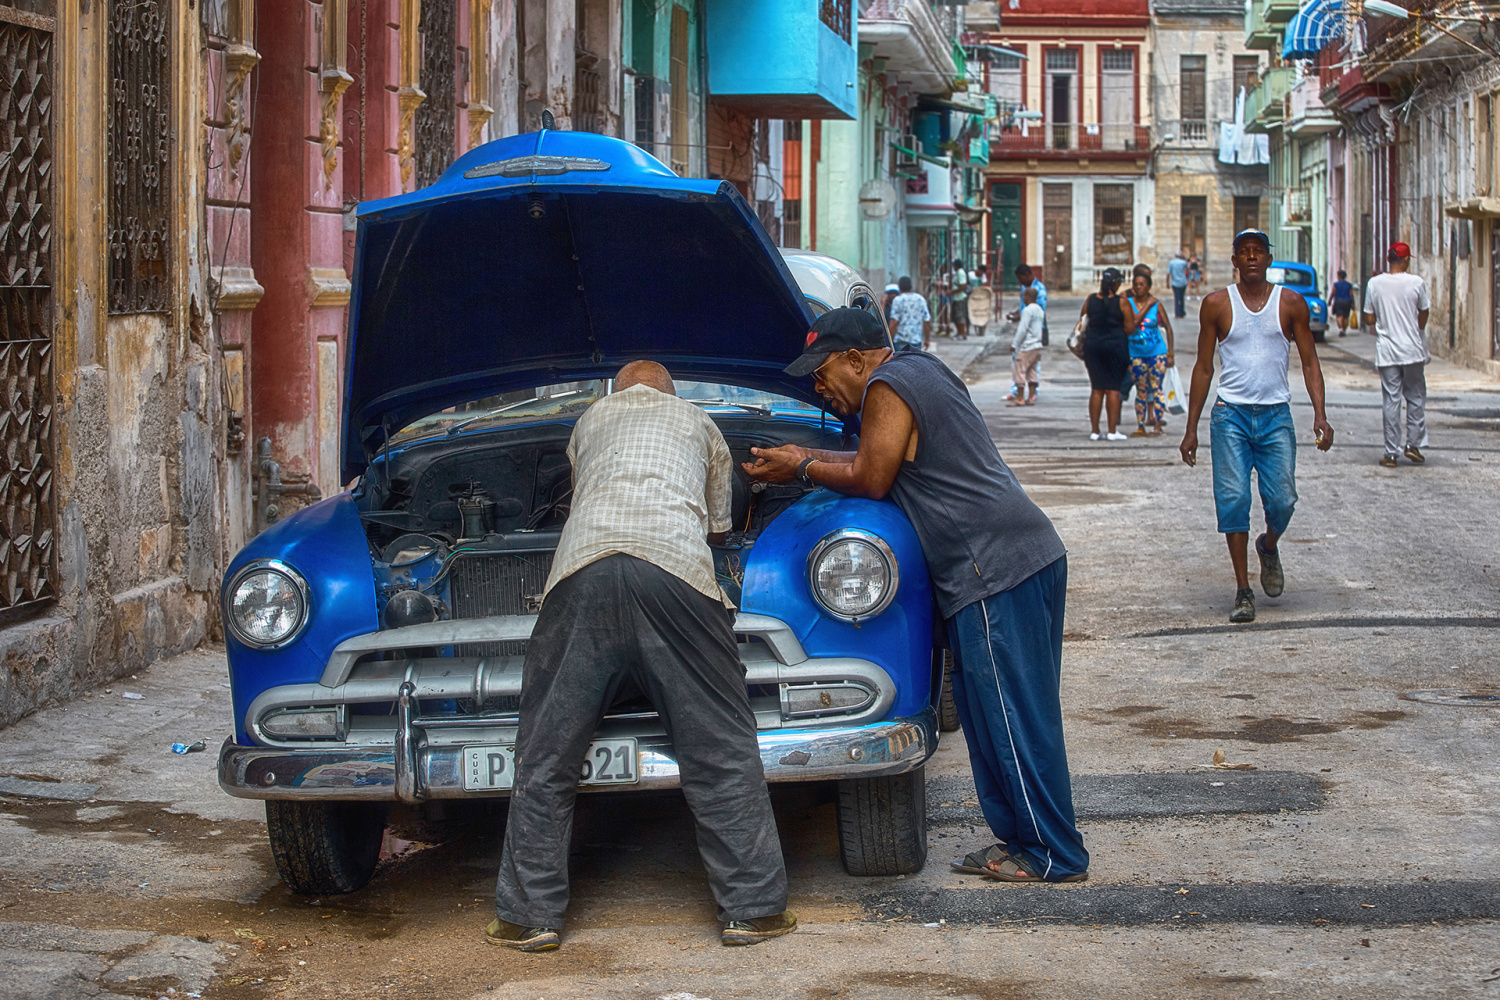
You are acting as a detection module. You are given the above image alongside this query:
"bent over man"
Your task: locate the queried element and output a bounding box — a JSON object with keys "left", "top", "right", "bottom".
{"left": 746, "top": 309, "right": 1088, "bottom": 885}
{"left": 488, "top": 361, "right": 794, "bottom": 952}
{"left": 1179, "top": 230, "right": 1334, "bottom": 623}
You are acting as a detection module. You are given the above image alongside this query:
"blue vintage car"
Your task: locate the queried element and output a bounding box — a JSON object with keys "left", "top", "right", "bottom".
{"left": 218, "top": 128, "right": 947, "bottom": 894}
{"left": 1268, "top": 260, "right": 1328, "bottom": 341}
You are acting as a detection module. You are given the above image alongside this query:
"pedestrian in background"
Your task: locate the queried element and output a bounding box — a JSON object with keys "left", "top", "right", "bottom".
{"left": 882, "top": 281, "right": 900, "bottom": 322}
{"left": 1123, "top": 270, "right": 1175, "bottom": 436}
{"left": 1187, "top": 254, "right": 1203, "bottom": 301}
{"left": 1362, "top": 242, "right": 1431, "bottom": 468}
{"left": 887, "top": 275, "right": 931, "bottom": 352}
{"left": 1330, "top": 270, "right": 1355, "bottom": 337}
{"left": 1079, "top": 268, "right": 1133, "bottom": 441}
{"left": 748, "top": 308, "right": 1088, "bottom": 887}
{"left": 1009, "top": 286, "right": 1045, "bottom": 406}
{"left": 950, "top": 259, "right": 972, "bottom": 340}
{"left": 1168, "top": 249, "right": 1190, "bottom": 318}
{"left": 1179, "top": 230, "right": 1334, "bottom": 624}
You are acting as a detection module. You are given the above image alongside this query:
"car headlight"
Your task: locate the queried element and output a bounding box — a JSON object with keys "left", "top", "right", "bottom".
{"left": 807, "top": 529, "right": 899, "bottom": 621}
{"left": 225, "top": 559, "right": 310, "bottom": 648}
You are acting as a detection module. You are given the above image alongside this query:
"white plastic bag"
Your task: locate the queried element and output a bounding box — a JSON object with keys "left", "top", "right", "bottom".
{"left": 1162, "top": 365, "right": 1187, "bottom": 415}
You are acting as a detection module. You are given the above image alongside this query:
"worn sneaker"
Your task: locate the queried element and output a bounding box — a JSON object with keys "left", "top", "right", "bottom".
{"left": 484, "top": 917, "right": 560, "bottom": 952}
{"left": 1404, "top": 445, "right": 1425, "bottom": 464}
{"left": 1379, "top": 454, "right": 1398, "bottom": 468}
{"left": 1106, "top": 431, "right": 1128, "bottom": 441}
{"left": 722, "top": 910, "right": 798, "bottom": 946}
{"left": 1229, "top": 588, "right": 1256, "bottom": 623}
{"left": 1255, "top": 534, "right": 1284, "bottom": 598}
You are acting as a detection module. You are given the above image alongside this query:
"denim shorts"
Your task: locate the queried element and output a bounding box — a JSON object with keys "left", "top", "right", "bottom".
{"left": 1210, "top": 400, "right": 1298, "bottom": 535}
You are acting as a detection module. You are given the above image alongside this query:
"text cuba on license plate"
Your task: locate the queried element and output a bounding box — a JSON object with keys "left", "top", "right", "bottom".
{"left": 463, "top": 738, "right": 639, "bottom": 791}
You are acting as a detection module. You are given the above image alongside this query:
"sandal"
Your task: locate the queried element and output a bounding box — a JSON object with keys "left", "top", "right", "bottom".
{"left": 951, "top": 842, "right": 1009, "bottom": 876}
{"left": 981, "top": 851, "right": 1088, "bottom": 883}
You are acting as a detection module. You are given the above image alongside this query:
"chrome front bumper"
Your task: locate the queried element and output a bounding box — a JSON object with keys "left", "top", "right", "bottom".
{"left": 218, "top": 707, "right": 937, "bottom": 801}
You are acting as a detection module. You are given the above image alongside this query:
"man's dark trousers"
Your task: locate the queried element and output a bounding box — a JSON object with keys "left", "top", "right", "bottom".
{"left": 1173, "top": 284, "right": 1187, "bottom": 318}
{"left": 494, "top": 554, "right": 788, "bottom": 928}
{"left": 947, "top": 556, "right": 1089, "bottom": 879}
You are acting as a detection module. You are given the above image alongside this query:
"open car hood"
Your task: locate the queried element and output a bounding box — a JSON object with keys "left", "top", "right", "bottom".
{"left": 342, "top": 129, "right": 818, "bottom": 481}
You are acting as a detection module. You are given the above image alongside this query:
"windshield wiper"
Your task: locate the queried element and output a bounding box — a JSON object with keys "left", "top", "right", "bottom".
{"left": 446, "top": 390, "right": 589, "bottom": 435}
{"left": 688, "top": 398, "right": 772, "bottom": 416}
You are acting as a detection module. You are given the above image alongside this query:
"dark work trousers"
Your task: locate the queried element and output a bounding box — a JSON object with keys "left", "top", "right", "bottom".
{"left": 1173, "top": 284, "right": 1187, "bottom": 318}
{"left": 947, "top": 556, "right": 1089, "bottom": 880}
{"left": 494, "top": 553, "right": 788, "bottom": 927}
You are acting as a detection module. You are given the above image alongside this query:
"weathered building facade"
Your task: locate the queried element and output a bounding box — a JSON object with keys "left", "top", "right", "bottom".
{"left": 1, "top": 0, "right": 228, "bottom": 726}
{"left": 1151, "top": 0, "right": 1268, "bottom": 281}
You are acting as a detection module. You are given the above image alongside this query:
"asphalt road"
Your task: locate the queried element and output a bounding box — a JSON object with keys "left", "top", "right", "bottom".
{"left": 1, "top": 309, "right": 1498, "bottom": 999}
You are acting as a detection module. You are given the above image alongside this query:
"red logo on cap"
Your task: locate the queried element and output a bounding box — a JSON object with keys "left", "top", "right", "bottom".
{"left": 806, "top": 330, "right": 818, "bottom": 346}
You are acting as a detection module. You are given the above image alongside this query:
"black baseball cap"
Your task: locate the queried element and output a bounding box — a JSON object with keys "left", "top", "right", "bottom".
{"left": 784, "top": 308, "right": 891, "bottom": 377}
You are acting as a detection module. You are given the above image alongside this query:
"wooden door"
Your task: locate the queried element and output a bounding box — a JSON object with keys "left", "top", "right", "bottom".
{"left": 1043, "top": 183, "right": 1072, "bottom": 291}
{"left": 1491, "top": 224, "right": 1500, "bottom": 359}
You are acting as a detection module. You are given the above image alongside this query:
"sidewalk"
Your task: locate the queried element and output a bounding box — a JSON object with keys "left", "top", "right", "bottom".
{"left": 1322, "top": 326, "right": 1500, "bottom": 397}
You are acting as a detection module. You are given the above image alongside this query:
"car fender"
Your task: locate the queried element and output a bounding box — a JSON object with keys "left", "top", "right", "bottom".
{"left": 739, "top": 489, "right": 933, "bottom": 719}
{"left": 222, "top": 492, "right": 380, "bottom": 743}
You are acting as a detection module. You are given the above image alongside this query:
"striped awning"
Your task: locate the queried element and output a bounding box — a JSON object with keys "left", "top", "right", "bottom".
{"left": 1283, "top": 0, "right": 1344, "bottom": 60}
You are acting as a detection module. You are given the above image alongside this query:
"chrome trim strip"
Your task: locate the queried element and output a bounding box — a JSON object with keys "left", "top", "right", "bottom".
{"left": 217, "top": 707, "right": 937, "bottom": 800}
{"left": 251, "top": 654, "right": 896, "bottom": 748}
{"left": 319, "top": 612, "right": 809, "bottom": 687}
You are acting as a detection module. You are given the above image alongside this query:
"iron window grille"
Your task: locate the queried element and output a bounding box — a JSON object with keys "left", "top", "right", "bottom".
{"left": 414, "top": 0, "right": 457, "bottom": 190}
{"left": 107, "top": 0, "right": 172, "bottom": 314}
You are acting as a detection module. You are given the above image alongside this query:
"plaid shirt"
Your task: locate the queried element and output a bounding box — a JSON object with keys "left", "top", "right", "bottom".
{"left": 546, "top": 384, "right": 734, "bottom": 607}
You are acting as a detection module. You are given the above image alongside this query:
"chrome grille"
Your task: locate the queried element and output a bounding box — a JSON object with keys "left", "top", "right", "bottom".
{"left": 448, "top": 551, "right": 553, "bottom": 656}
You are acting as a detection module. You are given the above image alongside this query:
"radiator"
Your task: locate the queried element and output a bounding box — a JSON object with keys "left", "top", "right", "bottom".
{"left": 448, "top": 551, "right": 554, "bottom": 657}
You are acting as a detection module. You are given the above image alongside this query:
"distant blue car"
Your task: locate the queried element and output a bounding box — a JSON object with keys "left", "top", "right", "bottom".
{"left": 217, "top": 129, "right": 942, "bottom": 893}
{"left": 1268, "top": 261, "right": 1328, "bottom": 341}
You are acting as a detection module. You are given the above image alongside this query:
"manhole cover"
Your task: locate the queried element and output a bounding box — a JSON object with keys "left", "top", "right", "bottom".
{"left": 1401, "top": 689, "right": 1500, "bottom": 707}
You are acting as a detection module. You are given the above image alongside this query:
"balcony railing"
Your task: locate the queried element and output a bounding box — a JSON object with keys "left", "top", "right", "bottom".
{"left": 1244, "top": 66, "right": 1294, "bottom": 132}
{"left": 990, "top": 123, "right": 1151, "bottom": 157}
{"left": 1158, "top": 119, "right": 1213, "bottom": 145}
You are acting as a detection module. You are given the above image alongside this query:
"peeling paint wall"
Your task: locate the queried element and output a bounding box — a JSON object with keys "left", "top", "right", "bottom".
{"left": 0, "top": 0, "right": 228, "bottom": 728}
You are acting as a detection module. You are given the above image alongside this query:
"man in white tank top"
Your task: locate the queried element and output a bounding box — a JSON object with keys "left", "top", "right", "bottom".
{"left": 1179, "top": 229, "right": 1334, "bottom": 623}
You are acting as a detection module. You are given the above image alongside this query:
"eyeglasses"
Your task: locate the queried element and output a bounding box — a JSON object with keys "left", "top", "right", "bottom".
{"left": 811, "top": 353, "right": 840, "bottom": 381}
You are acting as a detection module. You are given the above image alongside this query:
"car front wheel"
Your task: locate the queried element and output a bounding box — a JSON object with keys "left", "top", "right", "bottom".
{"left": 266, "top": 801, "right": 388, "bottom": 895}
{"left": 835, "top": 767, "right": 928, "bottom": 876}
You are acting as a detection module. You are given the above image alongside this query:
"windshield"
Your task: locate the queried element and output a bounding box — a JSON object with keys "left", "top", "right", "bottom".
{"left": 387, "top": 379, "right": 820, "bottom": 446}
{"left": 1267, "top": 266, "right": 1315, "bottom": 288}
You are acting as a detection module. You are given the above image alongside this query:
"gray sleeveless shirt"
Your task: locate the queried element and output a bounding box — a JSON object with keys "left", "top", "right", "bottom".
{"left": 868, "top": 351, "right": 1065, "bottom": 619}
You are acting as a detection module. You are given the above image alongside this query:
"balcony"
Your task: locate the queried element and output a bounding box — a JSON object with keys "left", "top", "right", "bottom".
{"left": 989, "top": 122, "right": 1151, "bottom": 158}
{"left": 705, "top": 0, "right": 858, "bottom": 119}
{"left": 1244, "top": 0, "right": 1279, "bottom": 51}
{"left": 1285, "top": 186, "right": 1313, "bottom": 226}
{"left": 1244, "top": 66, "right": 1293, "bottom": 133}
{"left": 860, "top": 0, "right": 959, "bottom": 94}
{"left": 1285, "top": 78, "right": 1339, "bottom": 136}
{"left": 1158, "top": 118, "right": 1215, "bottom": 146}
{"left": 1263, "top": 0, "right": 1299, "bottom": 23}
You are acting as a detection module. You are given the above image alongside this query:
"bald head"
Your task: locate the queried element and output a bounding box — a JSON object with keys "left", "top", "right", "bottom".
{"left": 614, "top": 360, "right": 676, "bottom": 395}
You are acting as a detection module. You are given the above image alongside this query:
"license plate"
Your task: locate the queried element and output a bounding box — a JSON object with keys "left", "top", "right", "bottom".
{"left": 462, "top": 738, "right": 639, "bottom": 791}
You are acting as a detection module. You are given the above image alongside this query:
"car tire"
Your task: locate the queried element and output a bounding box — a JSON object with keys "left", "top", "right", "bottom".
{"left": 835, "top": 766, "right": 928, "bottom": 876}
{"left": 265, "top": 801, "right": 388, "bottom": 895}
{"left": 938, "top": 651, "right": 961, "bottom": 733}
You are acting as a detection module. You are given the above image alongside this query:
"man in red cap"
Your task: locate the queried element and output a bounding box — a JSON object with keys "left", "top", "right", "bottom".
{"left": 1362, "top": 242, "right": 1431, "bottom": 467}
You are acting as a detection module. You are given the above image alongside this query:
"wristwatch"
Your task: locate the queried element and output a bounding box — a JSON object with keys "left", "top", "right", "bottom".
{"left": 796, "top": 457, "right": 817, "bottom": 486}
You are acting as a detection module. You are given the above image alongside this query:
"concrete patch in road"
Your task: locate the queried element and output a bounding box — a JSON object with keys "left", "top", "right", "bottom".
{"left": 0, "top": 920, "right": 226, "bottom": 999}
{"left": 929, "top": 771, "right": 1324, "bottom": 826}
{"left": 865, "top": 880, "right": 1500, "bottom": 927}
{"left": 0, "top": 775, "right": 101, "bottom": 801}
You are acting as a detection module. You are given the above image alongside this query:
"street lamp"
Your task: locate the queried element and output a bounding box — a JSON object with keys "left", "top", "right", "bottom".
{"left": 1362, "top": 0, "right": 1409, "bottom": 18}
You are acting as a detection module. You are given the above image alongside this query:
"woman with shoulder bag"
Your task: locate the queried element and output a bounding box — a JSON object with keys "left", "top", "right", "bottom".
{"left": 1077, "top": 268, "right": 1135, "bottom": 441}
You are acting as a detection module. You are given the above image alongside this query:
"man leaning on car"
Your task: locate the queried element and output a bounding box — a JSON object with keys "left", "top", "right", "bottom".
{"left": 486, "top": 360, "right": 795, "bottom": 953}
{"left": 745, "top": 309, "right": 1089, "bottom": 885}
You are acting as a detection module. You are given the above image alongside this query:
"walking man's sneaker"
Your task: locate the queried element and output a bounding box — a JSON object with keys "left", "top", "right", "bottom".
{"left": 1379, "top": 454, "right": 1398, "bottom": 468}
{"left": 1230, "top": 587, "right": 1256, "bottom": 623}
{"left": 484, "top": 917, "right": 560, "bottom": 952}
{"left": 1255, "top": 533, "right": 1284, "bottom": 597}
{"left": 1404, "top": 445, "right": 1425, "bottom": 464}
{"left": 722, "top": 910, "right": 798, "bottom": 946}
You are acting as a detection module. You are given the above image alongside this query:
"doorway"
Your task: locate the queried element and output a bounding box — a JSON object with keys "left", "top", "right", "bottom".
{"left": 1094, "top": 184, "right": 1134, "bottom": 267}
{"left": 1045, "top": 49, "right": 1077, "bottom": 150}
{"left": 990, "top": 182, "right": 1023, "bottom": 289}
{"left": 1180, "top": 196, "right": 1206, "bottom": 258}
{"left": 1043, "top": 183, "right": 1072, "bottom": 291}
{"left": 1232, "top": 196, "right": 1260, "bottom": 237}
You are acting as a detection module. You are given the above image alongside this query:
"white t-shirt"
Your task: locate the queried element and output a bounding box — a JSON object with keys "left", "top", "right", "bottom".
{"left": 1363, "top": 272, "right": 1431, "bottom": 367}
